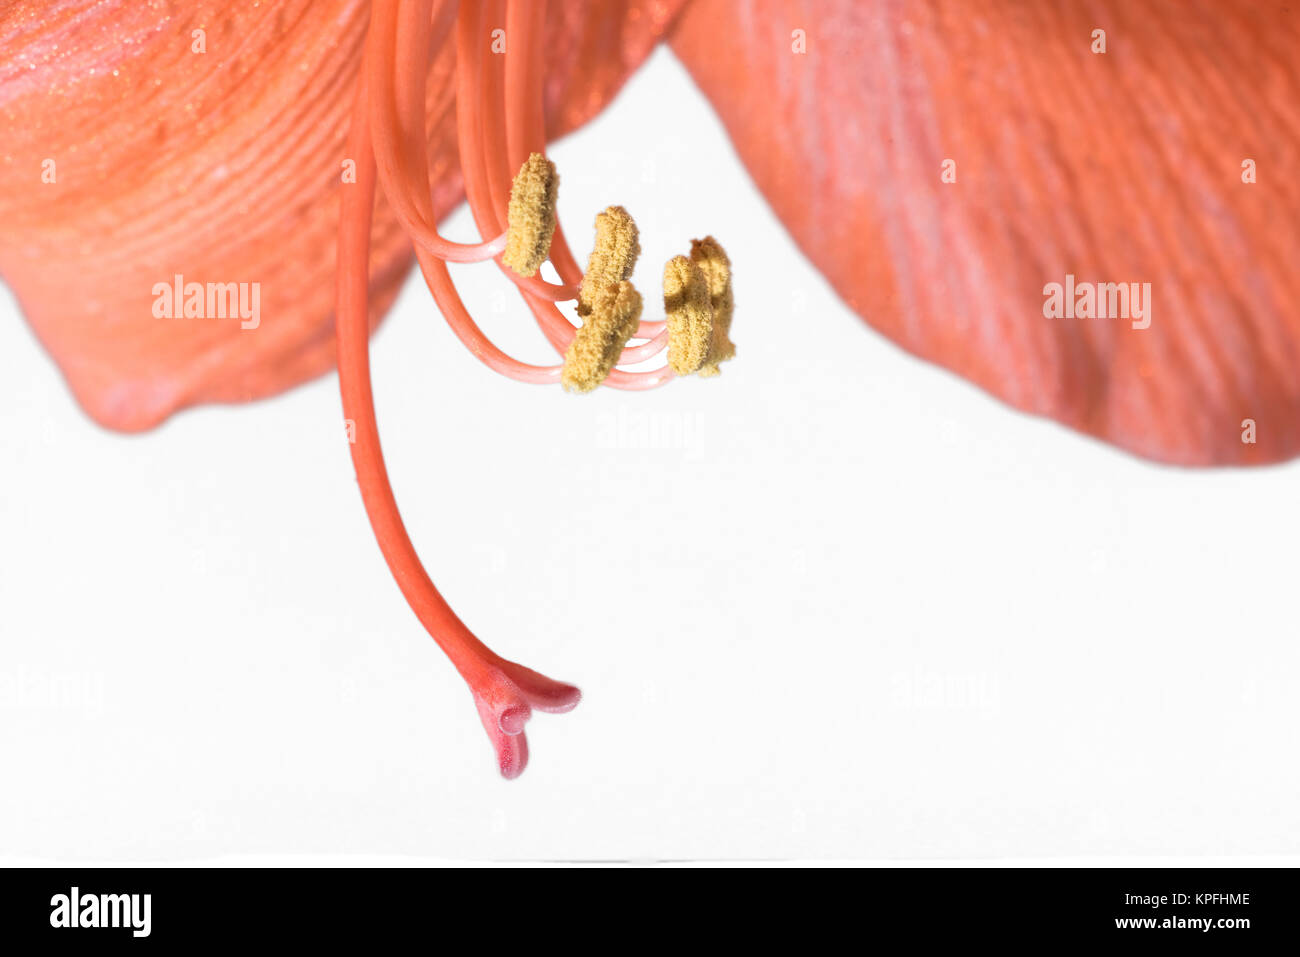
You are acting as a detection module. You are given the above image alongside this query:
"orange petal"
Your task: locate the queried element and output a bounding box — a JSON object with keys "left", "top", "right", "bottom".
{"left": 0, "top": 0, "right": 685, "bottom": 431}
{"left": 671, "top": 0, "right": 1300, "bottom": 465}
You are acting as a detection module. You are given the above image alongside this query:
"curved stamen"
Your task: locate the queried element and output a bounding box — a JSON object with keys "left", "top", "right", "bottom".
{"left": 459, "top": 0, "right": 582, "bottom": 330}
{"left": 457, "top": 4, "right": 582, "bottom": 349}
{"left": 516, "top": 289, "right": 676, "bottom": 389}
{"left": 504, "top": 0, "right": 586, "bottom": 287}
{"left": 375, "top": 1, "right": 558, "bottom": 382}
{"left": 502, "top": 267, "right": 580, "bottom": 302}
{"left": 618, "top": 327, "right": 672, "bottom": 364}
{"left": 477, "top": 0, "right": 514, "bottom": 220}
{"left": 415, "top": 249, "right": 563, "bottom": 384}
{"left": 371, "top": 0, "right": 505, "bottom": 263}
{"left": 457, "top": 0, "right": 676, "bottom": 377}
{"left": 606, "top": 365, "right": 677, "bottom": 390}
{"left": 562, "top": 281, "right": 644, "bottom": 392}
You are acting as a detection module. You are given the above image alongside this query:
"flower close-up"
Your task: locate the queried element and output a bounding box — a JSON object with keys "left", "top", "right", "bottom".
{"left": 2, "top": 0, "right": 1297, "bottom": 787}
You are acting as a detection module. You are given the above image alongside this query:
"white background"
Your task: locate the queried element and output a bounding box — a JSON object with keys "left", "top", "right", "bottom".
{"left": 2, "top": 49, "right": 1297, "bottom": 863}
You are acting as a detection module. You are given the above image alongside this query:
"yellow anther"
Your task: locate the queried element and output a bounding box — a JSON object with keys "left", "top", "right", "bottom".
{"left": 690, "top": 236, "right": 736, "bottom": 376}
{"left": 562, "top": 281, "right": 643, "bottom": 393}
{"left": 502, "top": 152, "right": 559, "bottom": 277}
{"left": 663, "top": 255, "right": 713, "bottom": 376}
{"left": 578, "top": 206, "right": 640, "bottom": 317}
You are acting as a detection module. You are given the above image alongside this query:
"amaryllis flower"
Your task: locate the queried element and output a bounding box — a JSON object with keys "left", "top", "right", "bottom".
{"left": 1, "top": 0, "right": 1295, "bottom": 775}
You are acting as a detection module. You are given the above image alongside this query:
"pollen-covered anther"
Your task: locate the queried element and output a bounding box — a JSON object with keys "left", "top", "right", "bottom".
{"left": 577, "top": 206, "right": 640, "bottom": 317}
{"left": 502, "top": 152, "right": 559, "bottom": 277}
{"left": 663, "top": 255, "right": 714, "bottom": 375}
{"left": 562, "top": 281, "right": 644, "bottom": 393}
{"left": 690, "top": 236, "right": 736, "bottom": 376}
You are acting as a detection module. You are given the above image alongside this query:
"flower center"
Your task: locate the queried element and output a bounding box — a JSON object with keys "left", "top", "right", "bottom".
{"left": 334, "top": 0, "right": 736, "bottom": 777}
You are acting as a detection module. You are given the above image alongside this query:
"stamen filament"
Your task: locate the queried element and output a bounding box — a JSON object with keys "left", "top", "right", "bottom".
{"left": 455, "top": 0, "right": 673, "bottom": 377}
{"left": 618, "top": 327, "right": 672, "bottom": 364}
{"left": 370, "top": 0, "right": 505, "bottom": 263}
{"left": 503, "top": 0, "right": 586, "bottom": 287}
{"left": 416, "top": 249, "right": 563, "bottom": 384}
{"left": 476, "top": 0, "right": 513, "bottom": 221}
{"left": 456, "top": 0, "right": 573, "bottom": 313}
{"left": 384, "top": 0, "right": 562, "bottom": 382}
{"left": 455, "top": 2, "right": 595, "bottom": 359}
